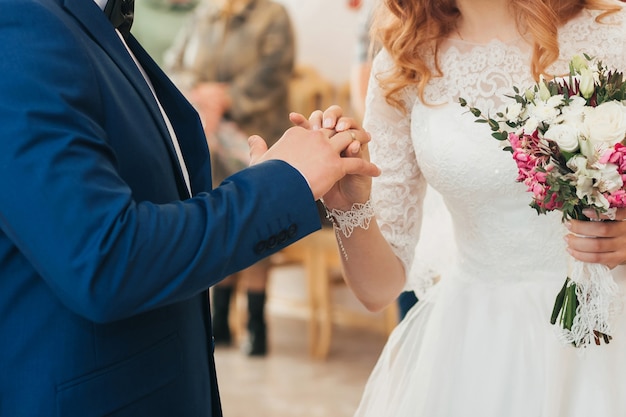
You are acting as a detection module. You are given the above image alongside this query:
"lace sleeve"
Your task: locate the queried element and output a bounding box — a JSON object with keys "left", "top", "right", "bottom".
{"left": 364, "top": 50, "right": 428, "bottom": 291}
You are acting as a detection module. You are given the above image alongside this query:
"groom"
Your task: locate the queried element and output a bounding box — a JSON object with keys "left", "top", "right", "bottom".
{"left": 0, "top": 0, "right": 378, "bottom": 416}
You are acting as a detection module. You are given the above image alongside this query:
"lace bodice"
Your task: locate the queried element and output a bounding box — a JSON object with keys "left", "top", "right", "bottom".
{"left": 365, "top": 7, "right": 626, "bottom": 295}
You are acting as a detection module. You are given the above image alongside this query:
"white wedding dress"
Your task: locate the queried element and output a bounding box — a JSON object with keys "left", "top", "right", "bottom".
{"left": 356, "top": 6, "right": 626, "bottom": 417}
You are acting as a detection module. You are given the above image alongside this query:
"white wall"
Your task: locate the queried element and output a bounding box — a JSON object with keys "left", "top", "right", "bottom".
{"left": 275, "top": 0, "right": 361, "bottom": 86}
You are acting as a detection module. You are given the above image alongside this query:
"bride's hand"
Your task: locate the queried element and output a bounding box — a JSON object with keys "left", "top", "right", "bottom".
{"left": 289, "top": 106, "right": 374, "bottom": 209}
{"left": 565, "top": 207, "right": 626, "bottom": 269}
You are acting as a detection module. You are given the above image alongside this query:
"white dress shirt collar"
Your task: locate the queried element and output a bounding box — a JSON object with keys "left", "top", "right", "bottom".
{"left": 94, "top": 0, "right": 107, "bottom": 11}
{"left": 91, "top": 0, "right": 192, "bottom": 196}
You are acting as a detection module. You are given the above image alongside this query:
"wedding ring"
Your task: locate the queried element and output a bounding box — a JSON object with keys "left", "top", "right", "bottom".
{"left": 349, "top": 131, "right": 356, "bottom": 141}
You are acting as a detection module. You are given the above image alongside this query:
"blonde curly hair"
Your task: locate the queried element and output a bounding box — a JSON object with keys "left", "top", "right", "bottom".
{"left": 372, "top": 0, "right": 622, "bottom": 110}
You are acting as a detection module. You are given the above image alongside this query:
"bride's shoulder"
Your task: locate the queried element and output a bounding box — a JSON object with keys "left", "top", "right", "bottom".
{"left": 371, "top": 49, "right": 396, "bottom": 78}
{"left": 561, "top": 4, "right": 626, "bottom": 41}
{"left": 558, "top": 4, "right": 626, "bottom": 67}
{"left": 370, "top": 49, "right": 419, "bottom": 108}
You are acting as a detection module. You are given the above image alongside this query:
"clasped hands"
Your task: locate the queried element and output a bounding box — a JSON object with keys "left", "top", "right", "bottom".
{"left": 248, "top": 105, "right": 379, "bottom": 208}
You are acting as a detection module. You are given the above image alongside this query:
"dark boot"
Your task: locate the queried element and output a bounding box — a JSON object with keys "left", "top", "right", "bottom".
{"left": 244, "top": 291, "right": 267, "bottom": 356}
{"left": 211, "top": 286, "right": 233, "bottom": 346}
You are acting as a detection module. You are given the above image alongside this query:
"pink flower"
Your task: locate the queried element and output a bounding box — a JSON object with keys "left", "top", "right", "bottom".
{"left": 542, "top": 192, "right": 563, "bottom": 211}
{"left": 600, "top": 143, "right": 626, "bottom": 174}
{"left": 606, "top": 189, "right": 626, "bottom": 208}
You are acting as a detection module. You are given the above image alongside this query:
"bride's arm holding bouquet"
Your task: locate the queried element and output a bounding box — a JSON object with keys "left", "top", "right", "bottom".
{"left": 566, "top": 207, "right": 626, "bottom": 269}
{"left": 461, "top": 54, "right": 626, "bottom": 347}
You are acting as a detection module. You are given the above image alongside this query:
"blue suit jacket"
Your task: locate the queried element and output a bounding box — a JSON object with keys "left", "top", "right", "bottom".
{"left": 0, "top": 0, "right": 321, "bottom": 415}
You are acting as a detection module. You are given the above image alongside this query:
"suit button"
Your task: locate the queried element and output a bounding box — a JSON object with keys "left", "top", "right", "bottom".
{"left": 287, "top": 224, "right": 297, "bottom": 238}
{"left": 277, "top": 230, "right": 288, "bottom": 243}
{"left": 267, "top": 235, "right": 278, "bottom": 249}
{"left": 254, "top": 240, "right": 267, "bottom": 254}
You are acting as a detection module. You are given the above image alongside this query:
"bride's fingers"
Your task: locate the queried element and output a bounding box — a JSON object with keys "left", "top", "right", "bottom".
{"left": 303, "top": 106, "right": 363, "bottom": 132}
{"left": 582, "top": 207, "right": 626, "bottom": 221}
{"left": 330, "top": 129, "right": 369, "bottom": 155}
{"left": 566, "top": 245, "right": 622, "bottom": 269}
{"left": 345, "top": 139, "right": 363, "bottom": 156}
{"left": 339, "top": 129, "right": 371, "bottom": 157}
{"left": 289, "top": 112, "right": 311, "bottom": 129}
{"left": 321, "top": 105, "right": 344, "bottom": 124}
{"left": 335, "top": 116, "right": 360, "bottom": 132}
{"left": 614, "top": 208, "right": 626, "bottom": 221}
{"left": 320, "top": 105, "right": 345, "bottom": 130}
{"left": 308, "top": 110, "right": 324, "bottom": 130}
{"left": 569, "top": 216, "right": 626, "bottom": 239}
{"left": 320, "top": 127, "right": 338, "bottom": 139}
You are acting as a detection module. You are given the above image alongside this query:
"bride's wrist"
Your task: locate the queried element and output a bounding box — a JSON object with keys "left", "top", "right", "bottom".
{"left": 319, "top": 198, "right": 375, "bottom": 260}
{"left": 320, "top": 199, "right": 375, "bottom": 234}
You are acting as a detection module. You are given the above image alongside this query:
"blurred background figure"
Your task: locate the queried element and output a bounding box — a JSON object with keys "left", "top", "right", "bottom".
{"left": 164, "top": 0, "right": 295, "bottom": 357}
{"left": 132, "top": 0, "right": 199, "bottom": 66}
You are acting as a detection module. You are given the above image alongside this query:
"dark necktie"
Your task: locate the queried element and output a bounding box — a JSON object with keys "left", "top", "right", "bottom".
{"left": 104, "top": 0, "right": 135, "bottom": 38}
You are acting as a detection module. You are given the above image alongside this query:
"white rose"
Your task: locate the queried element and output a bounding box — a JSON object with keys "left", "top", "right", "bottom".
{"left": 582, "top": 101, "right": 626, "bottom": 146}
{"left": 557, "top": 95, "right": 586, "bottom": 127}
{"left": 546, "top": 94, "right": 565, "bottom": 109}
{"left": 504, "top": 102, "right": 523, "bottom": 121}
{"left": 529, "top": 100, "right": 560, "bottom": 126}
{"left": 544, "top": 123, "right": 580, "bottom": 152}
{"left": 521, "top": 116, "right": 539, "bottom": 135}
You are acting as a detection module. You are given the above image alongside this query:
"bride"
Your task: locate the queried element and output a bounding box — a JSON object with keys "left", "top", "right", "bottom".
{"left": 299, "top": 0, "right": 626, "bottom": 415}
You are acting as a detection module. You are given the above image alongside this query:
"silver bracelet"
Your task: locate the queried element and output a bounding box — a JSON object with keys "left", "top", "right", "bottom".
{"left": 321, "top": 199, "right": 375, "bottom": 260}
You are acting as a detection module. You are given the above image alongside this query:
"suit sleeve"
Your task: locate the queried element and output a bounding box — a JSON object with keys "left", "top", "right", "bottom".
{"left": 0, "top": 1, "right": 321, "bottom": 323}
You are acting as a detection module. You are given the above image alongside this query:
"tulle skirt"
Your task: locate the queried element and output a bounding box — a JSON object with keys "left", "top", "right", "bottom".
{"left": 354, "top": 268, "right": 626, "bottom": 417}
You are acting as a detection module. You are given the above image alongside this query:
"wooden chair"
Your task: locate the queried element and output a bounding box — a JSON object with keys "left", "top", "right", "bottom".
{"left": 275, "top": 228, "right": 398, "bottom": 360}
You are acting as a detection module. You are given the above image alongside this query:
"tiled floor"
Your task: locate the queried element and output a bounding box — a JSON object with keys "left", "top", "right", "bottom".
{"left": 214, "top": 265, "right": 389, "bottom": 417}
{"left": 215, "top": 316, "right": 386, "bottom": 417}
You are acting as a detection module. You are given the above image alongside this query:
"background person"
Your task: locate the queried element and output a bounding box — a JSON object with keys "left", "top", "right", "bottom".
{"left": 164, "top": 0, "right": 296, "bottom": 356}
{"left": 132, "top": 0, "right": 199, "bottom": 66}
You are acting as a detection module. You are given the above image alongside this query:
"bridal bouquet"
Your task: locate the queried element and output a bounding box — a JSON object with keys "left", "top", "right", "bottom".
{"left": 459, "top": 54, "right": 626, "bottom": 348}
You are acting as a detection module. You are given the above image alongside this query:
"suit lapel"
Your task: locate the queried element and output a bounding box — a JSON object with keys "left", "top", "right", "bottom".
{"left": 126, "top": 36, "right": 213, "bottom": 196}
{"left": 62, "top": 0, "right": 193, "bottom": 199}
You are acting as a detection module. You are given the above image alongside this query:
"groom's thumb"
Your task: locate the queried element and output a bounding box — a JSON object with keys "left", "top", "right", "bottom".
{"left": 248, "top": 135, "right": 268, "bottom": 166}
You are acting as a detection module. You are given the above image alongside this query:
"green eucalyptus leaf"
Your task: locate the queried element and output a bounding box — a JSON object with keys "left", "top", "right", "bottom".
{"left": 550, "top": 278, "right": 569, "bottom": 325}
{"left": 488, "top": 119, "right": 500, "bottom": 130}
